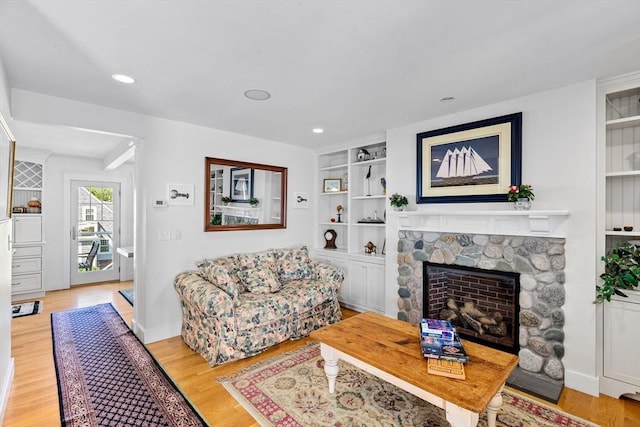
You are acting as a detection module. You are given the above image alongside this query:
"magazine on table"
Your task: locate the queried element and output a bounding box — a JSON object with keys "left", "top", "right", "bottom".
{"left": 419, "top": 318, "right": 469, "bottom": 363}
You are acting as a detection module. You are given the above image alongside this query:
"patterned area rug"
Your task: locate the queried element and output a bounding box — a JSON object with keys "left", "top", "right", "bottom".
{"left": 118, "top": 287, "right": 134, "bottom": 306}
{"left": 219, "top": 343, "right": 600, "bottom": 427}
{"left": 52, "top": 303, "right": 207, "bottom": 427}
{"left": 12, "top": 300, "right": 43, "bottom": 318}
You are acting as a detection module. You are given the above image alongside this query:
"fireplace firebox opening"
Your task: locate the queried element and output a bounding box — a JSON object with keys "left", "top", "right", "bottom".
{"left": 423, "top": 261, "right": 520, "bottom": 355}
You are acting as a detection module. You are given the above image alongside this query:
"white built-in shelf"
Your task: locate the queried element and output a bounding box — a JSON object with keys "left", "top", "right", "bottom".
{"left": 320, "top": 222, "right": 348, "bottom": 226}
{"left": 321, "top": 191, "right": 348, "bottom": 196}
{"left": 605, "top": 230, "right": 640, "bottom": 237}
{"left": 353, "top": 223, "right": 385, "bottom": 227}
{"left": 606, "top": 170, "right": 640, "bottom": 178}
{"left": 320, "top": 163, "right": 348, "bottom": 171}
{"left": 352, "top": 195, "right": 386, "bottom": 200}
{"left": 351, "top": 158, "right": 386, "bottom": 167}
{"left": 395, "top": 210, "right": 570, "bottom": 238}
{"left": 317, "top": 248, "right": 348, "bottom": 255}
{"left": 348, "top": 252, "right": 386, "bottom": 262}
{"left": 606, "top": 115, "right": 640, "bottom": 130}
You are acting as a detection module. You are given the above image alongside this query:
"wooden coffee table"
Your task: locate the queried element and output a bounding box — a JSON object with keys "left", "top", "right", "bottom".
{"left": 310, "top": 311, "right": 518, "bottom": 427}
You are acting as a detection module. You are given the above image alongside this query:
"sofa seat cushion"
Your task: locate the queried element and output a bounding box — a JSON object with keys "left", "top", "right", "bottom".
{"left": 234, "top": 278, "right": 336, "bottom": 334}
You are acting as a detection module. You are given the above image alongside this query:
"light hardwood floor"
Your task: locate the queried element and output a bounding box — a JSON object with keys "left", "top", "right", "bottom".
{"left": 4, "top": 281, "right": 640, "bottom": 426}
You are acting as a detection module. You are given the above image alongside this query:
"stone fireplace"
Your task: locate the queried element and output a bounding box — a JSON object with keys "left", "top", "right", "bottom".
{"left": 396, "top": 222, "right": 568, "bottom": 400}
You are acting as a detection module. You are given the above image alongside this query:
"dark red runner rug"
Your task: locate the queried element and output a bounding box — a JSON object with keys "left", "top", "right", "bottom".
{"left": 52, "top": 303, "right": 207, "bottom": 427}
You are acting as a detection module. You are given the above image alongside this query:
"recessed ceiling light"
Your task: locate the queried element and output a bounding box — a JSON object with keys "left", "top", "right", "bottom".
{"left": 312, "top": 128, "right": 324, "bottom": 134}
{"left": 112, "top": 74, "right": 136, "bottom": 84}
{"left": 440, "top": 96, "right": 455, "bottom": 102}
{"left": 244, "top": 89, "right": 271, "bottom": 101}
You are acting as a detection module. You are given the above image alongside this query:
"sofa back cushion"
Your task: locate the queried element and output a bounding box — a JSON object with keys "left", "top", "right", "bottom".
{"left": 237, "top": 267, "right": 282, "bottom": 293}
{"left": 197, "top": 259, "right": 243, "bottom": 305}
{"left": 273, "top": 246, "right": 313, "bottom": 282}
{"left": 237, "top": 250, "right": 277, "bottom": 273}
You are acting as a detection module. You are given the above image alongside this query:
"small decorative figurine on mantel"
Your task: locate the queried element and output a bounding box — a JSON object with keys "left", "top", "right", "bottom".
{"left": 336, "top": 205, "right": 343, "bottom": 223}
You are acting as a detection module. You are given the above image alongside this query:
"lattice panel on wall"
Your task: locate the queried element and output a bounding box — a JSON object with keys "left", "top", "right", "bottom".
{"left": 13, "top": 161, "right": 43, "bottom": 189}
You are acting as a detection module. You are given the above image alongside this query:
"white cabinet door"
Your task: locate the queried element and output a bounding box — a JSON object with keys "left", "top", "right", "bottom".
{"left": 603, "top": 295, "right": 640, "bottom": 387}
{"left": 13, "top": 215, "right": 42, "bottom": 243}
{"left": 365, "top": 262, "right": 385, "bottom": 313}
{"left": 346, "top": 261, "right": 368, "bottom": 308}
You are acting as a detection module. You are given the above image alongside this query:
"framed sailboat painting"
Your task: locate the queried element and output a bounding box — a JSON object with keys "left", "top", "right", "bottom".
{"left": 416, "top": 112, "right": 522, "bottom": 204}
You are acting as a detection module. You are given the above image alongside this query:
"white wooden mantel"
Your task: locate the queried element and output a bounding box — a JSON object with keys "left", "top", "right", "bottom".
{"left": 395, "top": 210, "right": 570, "bottom": 238}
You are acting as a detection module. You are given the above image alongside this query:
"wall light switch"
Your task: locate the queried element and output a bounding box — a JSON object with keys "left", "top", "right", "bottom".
{"left": 158, "top": 229, "right": 171, "bottom": 241}
{"left": 173, "top": 229, "right": 182, "bottom": 240}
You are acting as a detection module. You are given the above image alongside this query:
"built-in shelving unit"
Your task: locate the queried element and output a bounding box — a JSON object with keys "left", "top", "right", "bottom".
{"left": 11, "top": 154, "right": 48, "bottom": 301}
{"left": 313, "top": 135, "right": 387, "bottom": 313}
{"left": 597, "top": 72, "right": 640, "bottom": 399}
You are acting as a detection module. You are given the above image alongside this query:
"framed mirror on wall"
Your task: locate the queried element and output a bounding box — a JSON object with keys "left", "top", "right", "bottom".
{"left": 204, "top": 157, "right": 288, "bottom": 232}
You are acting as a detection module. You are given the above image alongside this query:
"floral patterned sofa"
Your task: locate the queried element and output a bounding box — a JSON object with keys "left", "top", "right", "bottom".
{"left": 174, "top": 246, "right": 344, "bottom": 366}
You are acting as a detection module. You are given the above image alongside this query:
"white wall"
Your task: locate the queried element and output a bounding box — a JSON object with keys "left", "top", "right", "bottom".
{"left": 43, "top": 155, "right": 134, "bottom": 290}
{"left": 0, "top": 56, "right": 14, "bottom": 424}
{"left": 133, "top": 119, "right": 315, "bottom": 342}
{"left": 384, "top": 80, "right": 599, "bottom": 396}
{"left": 10, "top": 90, "right": 316, "bottom": 344}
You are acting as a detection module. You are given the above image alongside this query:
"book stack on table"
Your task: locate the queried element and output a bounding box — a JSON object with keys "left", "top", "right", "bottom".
{"left": 420, "top": 318, "right": 468, "bottom": 379}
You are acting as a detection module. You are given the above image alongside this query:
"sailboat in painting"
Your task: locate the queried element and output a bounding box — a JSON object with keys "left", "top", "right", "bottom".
{"left": 433, "top": 146, "right": 497, "bottom": 187}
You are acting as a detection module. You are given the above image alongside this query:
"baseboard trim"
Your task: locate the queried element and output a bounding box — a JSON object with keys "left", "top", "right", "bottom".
{"left": 564, "top": 369, "right": 599, "bottom": 397}
{"left": 0, "top": 357, "right": 15, "bottom": 424}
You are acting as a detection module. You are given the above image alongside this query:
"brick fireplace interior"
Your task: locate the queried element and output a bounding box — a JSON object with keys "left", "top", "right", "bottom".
{"left": 423, "top": 262, "right": 520, "bottom": 355}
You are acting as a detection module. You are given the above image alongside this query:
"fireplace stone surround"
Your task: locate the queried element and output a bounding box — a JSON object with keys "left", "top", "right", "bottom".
{"left": 397, "top": 229, "right": 567, "bottom": 398}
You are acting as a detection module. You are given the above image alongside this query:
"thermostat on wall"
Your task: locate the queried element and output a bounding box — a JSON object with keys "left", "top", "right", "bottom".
{"left": 153, "top": 199, "right": 168, "bottom": 208}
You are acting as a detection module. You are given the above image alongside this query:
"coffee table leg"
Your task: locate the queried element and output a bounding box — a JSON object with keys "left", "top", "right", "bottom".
{"left": 486, "top": 385, "right": 504, "bottom": 427}
{"left": 319, "top": 343, "right": 340, "bottom": 393}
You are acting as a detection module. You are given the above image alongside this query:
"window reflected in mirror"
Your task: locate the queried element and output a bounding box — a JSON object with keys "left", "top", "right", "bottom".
{"left": 205, "top": 157, "right": 287, "bottom": 231}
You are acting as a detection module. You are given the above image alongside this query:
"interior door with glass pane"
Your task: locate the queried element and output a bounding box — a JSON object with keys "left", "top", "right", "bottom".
{"left": 70, "top": 180, "right": 120, "bottom": 285}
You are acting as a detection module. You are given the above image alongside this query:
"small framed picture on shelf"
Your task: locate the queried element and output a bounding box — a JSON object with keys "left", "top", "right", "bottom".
{"left": 323, "top": 178, "right": 342, "bottom": 193}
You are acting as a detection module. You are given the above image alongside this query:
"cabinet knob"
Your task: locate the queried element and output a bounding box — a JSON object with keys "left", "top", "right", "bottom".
{"left": 11, "top": 282, "right": 20, "bottom": 286}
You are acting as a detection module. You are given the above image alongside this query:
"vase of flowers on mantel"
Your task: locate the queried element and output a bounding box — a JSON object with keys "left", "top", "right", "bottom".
{"left": 507, "top": 184, "right": 535, "bottom": 210}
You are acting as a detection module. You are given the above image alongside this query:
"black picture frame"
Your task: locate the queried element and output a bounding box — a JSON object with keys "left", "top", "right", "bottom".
{"left": 230, "top": 167, "right": 254, "bottom": 202}
{"left": 416, "top": 112, "right": 522, "bottom": 204}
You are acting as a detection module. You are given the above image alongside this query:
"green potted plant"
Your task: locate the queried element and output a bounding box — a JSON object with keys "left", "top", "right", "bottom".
{"left": 389, "top": 193, "right": 408, "bottom": 211}
{"left": 595, "top": 243, "right": 640, "bottom": 303}
{"left": 221, "top": 196, "right": 231, "bottom": 205}
{"left": 249, "top": 197, "right": 260, "bottom": 207}
{"left": 507, "top": 184, "right": 535, "bottom": 210}
{"left": 507, "top": 184, "right": 535, "bottom": 202}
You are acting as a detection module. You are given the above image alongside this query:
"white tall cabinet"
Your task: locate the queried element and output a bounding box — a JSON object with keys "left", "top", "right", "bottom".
{"left": 597, "top": 72, "right": 640, "bottom": 399}
{"left": 313, "top": 134, "right": 387, "bottom": 313}
{"left": 11, "top": 153, "right": 47, "bottom": 302}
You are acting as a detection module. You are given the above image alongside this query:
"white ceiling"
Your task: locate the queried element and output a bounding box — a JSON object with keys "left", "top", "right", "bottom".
{"left": 1, "top": 0, "right": 639, "bottom": 159}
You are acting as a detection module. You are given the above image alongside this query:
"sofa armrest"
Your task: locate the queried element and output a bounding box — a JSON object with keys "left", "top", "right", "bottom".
{"left": 309, "top": 260, "right": 344, "bottom": 291}
{"left": 174, "top": 271, "right": 235, "bottom": 318}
